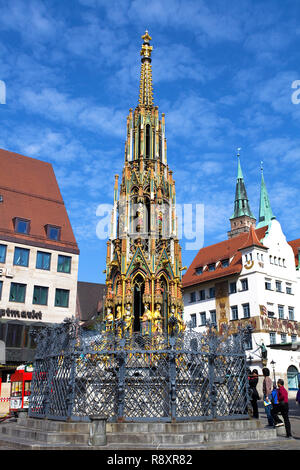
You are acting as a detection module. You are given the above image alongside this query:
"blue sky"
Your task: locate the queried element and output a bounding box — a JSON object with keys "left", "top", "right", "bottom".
{"left": 0, "top": 0, "right": 300, "bottom": 284}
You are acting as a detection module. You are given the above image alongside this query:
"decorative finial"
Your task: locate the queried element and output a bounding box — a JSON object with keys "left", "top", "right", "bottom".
{"left": 260, "top": 160, "right": 264, "bottom": 172}
{"left": 237, "top": 147, "right": 241, "bottom": 157}
{"left": 140, "top": 30, "right": 153, "bottom": 60}
{"left": 139, "top": 31, "right": 154, "bottom": 106}
{"left": 142, "top": 30, "right": 152, "bottom": 43}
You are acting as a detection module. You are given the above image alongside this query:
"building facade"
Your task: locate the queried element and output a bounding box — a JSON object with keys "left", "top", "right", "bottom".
{"left": 183, "top": 156, "right": 300, "bottom": 393}
{"left": 0, "top": 149, "right": 79, "bottom": 377}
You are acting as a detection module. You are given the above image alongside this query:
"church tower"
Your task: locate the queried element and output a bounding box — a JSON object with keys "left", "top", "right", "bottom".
{"left": 256, "top": 163, "right": 275, "bottom": 229}
{"left": 228, "top": 150, "right": 256, "bottom": 239}
{"left": 104, "top": 32, "right": 185, "bottom": 337}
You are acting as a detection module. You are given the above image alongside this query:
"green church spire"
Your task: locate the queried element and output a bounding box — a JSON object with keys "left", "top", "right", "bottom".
{"left": 256, "top": 162, "right": 275, "bottom": 229}
{"left": 230, "top": 149, "right": 254, "bottom": 220}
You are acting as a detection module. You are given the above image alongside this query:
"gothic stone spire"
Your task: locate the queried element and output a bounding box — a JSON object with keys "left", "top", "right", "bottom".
{"left": 228, "top": 149, "right": 256, "bottom": 239}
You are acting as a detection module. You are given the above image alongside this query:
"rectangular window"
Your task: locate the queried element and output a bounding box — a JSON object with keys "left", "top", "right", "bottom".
{"left": 190, "top": 314, "right": 197, "bottom": 328}
{"left": 270, "top": 332, "right": 276, "bottom": 345}
{"left": 278, "top": 305, "right": 284, "bottom": 319}
{"left": 57, "top": 255, "right": 71, "bottom": 273}
{"left": 36, "top": 251, "right": 51, "bottom": 270}
{"left": 33, "top": 286, "right": 48, "bottom": 306}
{"left": 13, "top": 247, "right": 29, "bottom": 267}
{"left": 242, "top": 303, "right": 250, "bottom": 318}
{"left": 209, "top": 287, "right": 215, "bottom": 298}
{"left": 0, "top": 244, "right": 7, "bottom": 263}
{"left": 6, "top": 323, "right": 24, "bottom": 348}
{"left": 275, "top": 280, "right": 282, "bottom": 292}
{"left": 55, "top": 288, "right": 69, "bottom": 308}
{"left": 14, "top": 218, "right": 30, "bottom": 234}
{"left": 200, "top": 312, "right": 206, "bottom": 326}
{"left": 240, "top": 278, "right": 248, "bottom": 291}
{"left": 281, "top": 333, "right": 287, "bottom": 344}
{"left": 286, "top": 284, "right": 292, "bottom": 294}
{"left": 46, "top": 225, "right": 61, "bottom": 241}
{"left": 9, "top": 282, "right": 26, "bottom": 303}
{"left": 231, "top": 305, "right": 238, "bottom": 320}
{"left": 199, "top": 290, "right": 205, "bottom": 301}
{"left": 244, "top": 333, "right": 253, "bottom": 350}
{"left": 189, "top": 291, "right": 196, "bottom": 303}
{"left": 210, "top": 309, "right": 216, "bottom": 325}
{"left": 265, "top": 280, "right": 272, "bottom": 290}
{"left": 288, "top": 307, "right": 295, "bottom": 321}
{"left": 291, "top": 334, "right": 297, "bottom": 343}
{"left": 229, "top": 282, "right": 236, "bottom": 294}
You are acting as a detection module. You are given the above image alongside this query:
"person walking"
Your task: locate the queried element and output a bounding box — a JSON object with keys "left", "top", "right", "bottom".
{"left": 270, "top": 384, "right": 283, "bottom": 427}
{"left": 262, "top": 367, "right": 274, "bottom": 426}
{"left": 277, "top": 379, "right": 292, "bottom": 438}
{"left": 248, "top": 369, "right": 259, "bottom": 419}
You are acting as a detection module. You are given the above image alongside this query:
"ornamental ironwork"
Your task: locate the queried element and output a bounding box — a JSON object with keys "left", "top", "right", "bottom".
{"left": 29, "top": 319, "right": 251, "bottom": 423}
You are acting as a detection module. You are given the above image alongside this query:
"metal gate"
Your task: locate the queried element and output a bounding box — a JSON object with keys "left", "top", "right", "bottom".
{"left": 29, "top": 319, "right": 251, "bottom": 422}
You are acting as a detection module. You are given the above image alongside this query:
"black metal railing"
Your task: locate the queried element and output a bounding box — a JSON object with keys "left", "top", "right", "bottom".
{"left": 29, "top": 319, "right": 251, "bottom": 422}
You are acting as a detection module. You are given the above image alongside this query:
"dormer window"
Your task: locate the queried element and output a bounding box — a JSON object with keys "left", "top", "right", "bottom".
{"left": 208, "top": 263, "right": 215, "bottom": 271}
{"left": 221, "top": 259, "right": 229, "bottom": 268}
{"left": 46, "top": 225, "right": 61, "bottom": 241}
{"left": 14, "top": 217, "right": 30, "bottom": 234}
{"left": 195, "top": 267, "right": 203, "bottom": 275}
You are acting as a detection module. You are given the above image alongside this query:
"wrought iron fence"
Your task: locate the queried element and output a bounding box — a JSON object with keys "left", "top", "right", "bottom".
{"left": 29, "top": 319, "right": 251, "bottom": 422}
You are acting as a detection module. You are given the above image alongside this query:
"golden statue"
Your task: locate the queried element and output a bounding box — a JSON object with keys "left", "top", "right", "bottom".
{"left": 141, "top": 303, "right": 151, "bottom": 335}
{"left": 152, "top": 304, "right": 163, "bottom": 334}
{"left": 124, "top": 304, "right": 134, "bottom": 335}
{"left": 115, "top": 305, "right": 123, "bottom": 337}
{"left": 106, "top": 308, "right": 114, "bottom": 332}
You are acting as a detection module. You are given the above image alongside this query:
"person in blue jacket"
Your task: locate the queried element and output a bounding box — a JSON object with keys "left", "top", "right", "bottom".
{"left": 271, "top": 384, "right": 283, "bottom": 427}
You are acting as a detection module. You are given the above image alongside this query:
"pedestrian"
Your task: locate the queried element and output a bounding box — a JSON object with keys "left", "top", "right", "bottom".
{"left": 296, "top": 383, "right": 300, "bottom": 406}
{"left": 270, "top": 383, "right": 283, "bottom": 427}
{"left": 248, "top": 369, "right": 259, "bottom": 418}
{"left": 277, "top": 379, "right": 292, "bottom": 438}
{"left": 262, "top": 367, "right": 274, "bottom": 426}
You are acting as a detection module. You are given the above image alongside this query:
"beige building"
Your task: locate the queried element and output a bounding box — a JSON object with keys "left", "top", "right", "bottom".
{"left": 0, "top": 149, "right": 79, "bottom": 380}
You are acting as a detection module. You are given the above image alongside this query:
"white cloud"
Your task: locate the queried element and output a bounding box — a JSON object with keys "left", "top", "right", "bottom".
{"left": 18, "top": 87, "right": 126, "bottom": 138}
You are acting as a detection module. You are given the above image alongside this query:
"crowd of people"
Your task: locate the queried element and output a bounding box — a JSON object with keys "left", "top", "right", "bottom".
{"left": 247, "top": 367, "right": 300, "bottom": 439}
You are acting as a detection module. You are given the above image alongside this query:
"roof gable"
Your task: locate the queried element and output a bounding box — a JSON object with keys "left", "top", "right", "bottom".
{"left": 182, "top": 226, "right": 268, "bottom": 288}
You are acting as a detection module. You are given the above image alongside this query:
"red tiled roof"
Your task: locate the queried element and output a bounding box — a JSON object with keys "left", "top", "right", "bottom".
{"left": 0, "top": 148, "right": 79, "bottom": 254}
{"left": 182, "top": 226, "right": 268, "bottom": 288}
{"left": 288, "top": 238, "right": 300, "bottom": 268}
{"left": 239, "top": 224, "right": 267, "bottom": 251}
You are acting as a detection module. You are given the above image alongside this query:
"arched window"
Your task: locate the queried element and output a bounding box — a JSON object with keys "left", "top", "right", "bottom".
{"left": 133, "top": 274, "right": 145, "bottom": 332}
{"left": 159, "top": 275, "right": 169, "bottom": 333}
{"left": 159, "top": 134, "right": 162, "bottom": 161}
{"left": 146, "top": 124, "right": 150, "bottom": 158}
{"left": 287, "top": 365, "right": 299, "bottom": 390}
{"left": 145, "top": 197, "right": 151, "bottom": 233}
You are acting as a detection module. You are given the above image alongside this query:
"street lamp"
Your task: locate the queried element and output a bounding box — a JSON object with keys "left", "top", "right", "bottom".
{"left": 270, "top": 359, "right": 276, "bottom": 385}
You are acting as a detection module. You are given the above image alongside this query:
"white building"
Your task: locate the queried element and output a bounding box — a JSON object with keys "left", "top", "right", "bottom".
{"left": 183, "top": 157, "right": 300, "bottom": 395}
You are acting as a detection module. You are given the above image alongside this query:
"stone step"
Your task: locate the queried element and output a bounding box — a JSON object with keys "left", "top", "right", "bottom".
{"left": 106, "top": 419, "right": 262, "bottom": 434}
{"left": 0, "top": 416, "right": 278, "bottom": 450}
{"left": 0, "top": 422, "right": 91, "bottom": 445}
{"left": 18, "top": 415, "right": 91, "bottom": 433}
{"left": 106, "top": 428, "right": 276, "bottom": 445}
